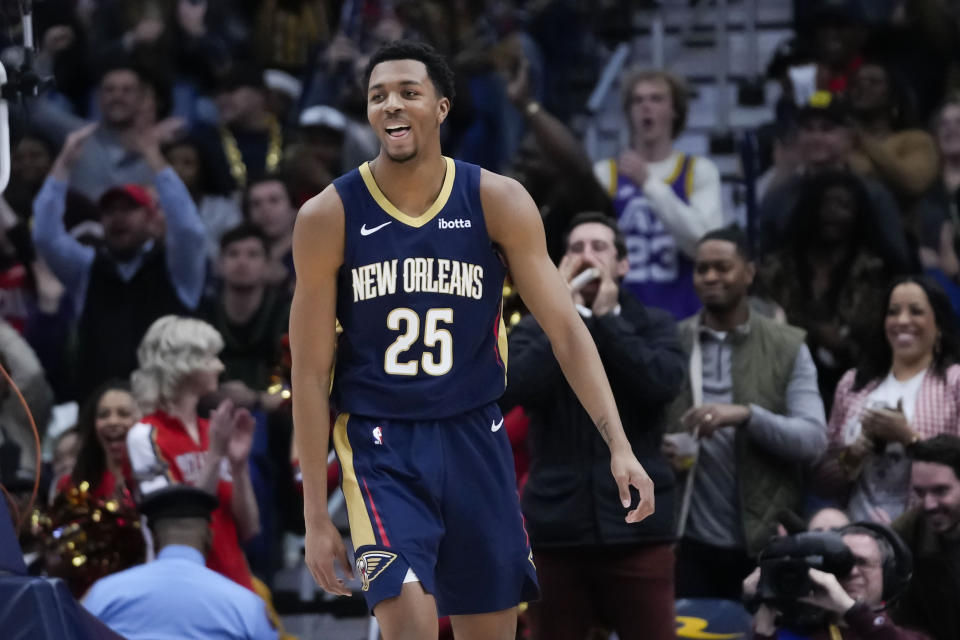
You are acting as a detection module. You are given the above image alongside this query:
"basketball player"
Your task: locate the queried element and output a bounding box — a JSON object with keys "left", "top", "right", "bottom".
{"left": 290, "top": 41, "right": 655, "bottom": 640}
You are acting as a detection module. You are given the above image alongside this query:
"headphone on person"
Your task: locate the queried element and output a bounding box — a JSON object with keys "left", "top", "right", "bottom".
{"left": 838, "top": 521, "right": 913, "bottom": 607}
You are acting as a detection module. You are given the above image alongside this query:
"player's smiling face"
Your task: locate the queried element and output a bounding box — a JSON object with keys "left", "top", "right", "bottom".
{"left": 367, "top": 59, "right": 449, "bottom": 163}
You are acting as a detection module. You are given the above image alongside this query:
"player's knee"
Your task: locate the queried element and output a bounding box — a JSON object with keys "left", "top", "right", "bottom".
{"left": 449, "top": 608, "right": 518, "bottom": 640}
{"left": 374, "top": 583, "right": 438, "bottom": 640}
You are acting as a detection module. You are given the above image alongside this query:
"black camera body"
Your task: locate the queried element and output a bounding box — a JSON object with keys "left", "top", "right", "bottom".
{"left": 751, "top": 531, "right": 856, "bottom": 633}
{"left": 757, "top": 531, "right": 855, "bottom": 602}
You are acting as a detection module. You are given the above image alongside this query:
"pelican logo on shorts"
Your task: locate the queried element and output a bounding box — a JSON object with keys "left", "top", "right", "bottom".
{"left": 356, "top": 550, "right": 398, "bottom": 591}
{"left": 372, "top": 426, "right": 383, "bottom": 445}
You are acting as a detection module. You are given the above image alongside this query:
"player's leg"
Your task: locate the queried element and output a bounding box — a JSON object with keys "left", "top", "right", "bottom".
{"left": 332, "top": 415, "right": 445, "bottom": 633}
{"left": 373, "top": 582, "right": 439, "bottom": 640}
{"left": 433, "top": 404, "right": 540, "bottom": 618}
{"left": 448, "top": 607, "right": 517, "bottom": 640}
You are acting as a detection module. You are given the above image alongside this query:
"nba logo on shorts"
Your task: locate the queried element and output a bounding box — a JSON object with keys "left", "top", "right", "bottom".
{"left": 372, "top": 426, "right": 383, "bottom": 445}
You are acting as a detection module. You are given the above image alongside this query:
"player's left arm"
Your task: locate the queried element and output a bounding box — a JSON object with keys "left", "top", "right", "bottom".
{"left": 481, "top": 170, "right": 654, "bottom": 523}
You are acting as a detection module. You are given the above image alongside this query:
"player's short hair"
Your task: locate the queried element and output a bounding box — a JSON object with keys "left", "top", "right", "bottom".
{"left": 564, "top": 211, "right": 627, "bottom": 260}
{"left": 364, "top": 40, "right": 456, "bottom": 102}
{"left": 621, "top": 68, "right": 689, "bottom": 138}
{"left": 909, "top": 434, "right": 960, "bottom": 481}
{"left": 697, "top": 224, "right": 751, "bottom": 261}
{"left": 132, "top": 316, "right": 224, "bottom": 412}
{"left": 220, "top": 223, "right": 269, "bottom": 254}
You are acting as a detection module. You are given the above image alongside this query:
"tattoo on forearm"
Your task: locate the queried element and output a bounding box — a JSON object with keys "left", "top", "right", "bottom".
{"left": 596, "top": 417, "right": 612, "bottom": 445}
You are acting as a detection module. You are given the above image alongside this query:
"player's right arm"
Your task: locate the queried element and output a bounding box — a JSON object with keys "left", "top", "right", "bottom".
{"left": 289, "top": 184, "right": 353, "bottom": 596}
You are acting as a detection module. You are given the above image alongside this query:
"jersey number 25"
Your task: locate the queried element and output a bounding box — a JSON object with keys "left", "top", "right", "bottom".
{"left": 384, "top": 308, "right": 453, "bottom": 376}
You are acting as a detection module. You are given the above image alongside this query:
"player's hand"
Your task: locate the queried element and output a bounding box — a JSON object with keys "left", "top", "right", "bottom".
{"left": 304, "top": 516, "right": 354, "bottom": 596}
{"left": 618, "top": 149, "right": 648, "bottom": 186}
{"left": 610, "top": 447, "right": 655, "bottom": 523}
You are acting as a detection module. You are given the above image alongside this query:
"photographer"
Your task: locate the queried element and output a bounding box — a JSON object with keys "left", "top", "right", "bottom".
{"left": 744, "top": 524, "right": 928, "bottom": 639}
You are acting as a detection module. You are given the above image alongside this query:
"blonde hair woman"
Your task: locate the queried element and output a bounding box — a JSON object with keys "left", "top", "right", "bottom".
{"left": 126, "top": 315, "right": 260, "bottom": 590}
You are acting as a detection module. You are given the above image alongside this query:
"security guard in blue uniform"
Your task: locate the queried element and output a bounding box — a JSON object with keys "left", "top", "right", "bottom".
{"left": 83, "top": 485, "right": 277, "bottom": 640}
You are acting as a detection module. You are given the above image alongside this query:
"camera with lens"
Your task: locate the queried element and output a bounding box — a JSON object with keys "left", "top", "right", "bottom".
{"left": 750, "top": 531, "right": 855, "bottom": 632}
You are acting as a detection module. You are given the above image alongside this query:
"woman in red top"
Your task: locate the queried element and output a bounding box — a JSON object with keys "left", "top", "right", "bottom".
{"left": 126, "top": 315, "right": 260, "bottom": 590}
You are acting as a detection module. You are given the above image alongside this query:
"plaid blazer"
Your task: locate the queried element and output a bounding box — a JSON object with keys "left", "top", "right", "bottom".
{"left": 828, "top": 365, "right": 960, "bottom": 444}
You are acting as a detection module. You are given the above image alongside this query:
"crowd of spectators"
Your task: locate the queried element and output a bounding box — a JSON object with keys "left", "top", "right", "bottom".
{"left": 3, "top": 0, "right": 960, "bottom": 639}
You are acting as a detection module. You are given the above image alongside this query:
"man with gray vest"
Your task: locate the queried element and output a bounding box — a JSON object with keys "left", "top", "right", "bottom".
{"left": 663, "top": 225, "right": 828, "bottom": 599}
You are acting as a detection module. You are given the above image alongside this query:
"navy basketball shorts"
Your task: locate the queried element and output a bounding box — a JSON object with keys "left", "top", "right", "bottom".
{"left": 332, "top": 401, "right": 540, "bottom": 616}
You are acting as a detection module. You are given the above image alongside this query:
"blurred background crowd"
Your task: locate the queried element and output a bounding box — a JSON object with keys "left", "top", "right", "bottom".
{"left": 3, "top": 0, "right": 960, "bottom": 638}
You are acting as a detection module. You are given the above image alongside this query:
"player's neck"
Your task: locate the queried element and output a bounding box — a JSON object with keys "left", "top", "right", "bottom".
{"left": 369, "top": 151, "right": 447, "bottom": 218}
{"left": 632, "top": 136, "right": 673, "bottom": 163}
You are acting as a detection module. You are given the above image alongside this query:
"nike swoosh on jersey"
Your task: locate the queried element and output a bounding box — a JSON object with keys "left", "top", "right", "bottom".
{"left": 491, "top": 418, "right": 504, "bottom": 432}
{"left": 360, "top": 221, "right": 392, "bottom": 236}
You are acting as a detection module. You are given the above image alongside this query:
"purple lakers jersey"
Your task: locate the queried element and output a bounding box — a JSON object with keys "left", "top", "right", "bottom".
{"left": 603, "top": 152, "right": 701, "bottom": 320}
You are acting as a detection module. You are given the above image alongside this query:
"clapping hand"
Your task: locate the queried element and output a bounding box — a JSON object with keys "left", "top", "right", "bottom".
{"left": 861, "top": 400, "right": 914, "bottom": 445}
{"left": 228, "top": 408, "right": 255, "bottom": 468}
{"left": 209, "top": 399, "right": 236, "bottom": 458}
{"left": 209, "top": 399, "right": 256, "bottom": 468}
{"left": 618, "top": 149, "right": 649, "bottom": 187}
{"left": 51, "top": 123, "right": 98, "bottom": 179}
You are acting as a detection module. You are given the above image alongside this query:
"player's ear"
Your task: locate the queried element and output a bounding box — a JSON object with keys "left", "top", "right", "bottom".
{"left": 437, "top": 97, "right": 450, "bottom": 124}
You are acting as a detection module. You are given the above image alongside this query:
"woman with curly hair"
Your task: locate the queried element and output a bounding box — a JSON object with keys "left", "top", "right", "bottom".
{"left": 126, "top": 315, "right": 259, "bottom": 591}
{"left": 761, "top": 169, "right": 893, "bottom": 409}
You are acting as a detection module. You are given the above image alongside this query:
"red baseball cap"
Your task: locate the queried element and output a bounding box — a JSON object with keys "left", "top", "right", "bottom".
{"left": 97, "top": 184, "right": 154, "bottom": 212}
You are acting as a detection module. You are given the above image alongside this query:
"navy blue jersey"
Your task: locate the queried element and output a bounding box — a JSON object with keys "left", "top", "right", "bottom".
{"left": 331, "top": 157, "right": 508, "bottom": 420}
